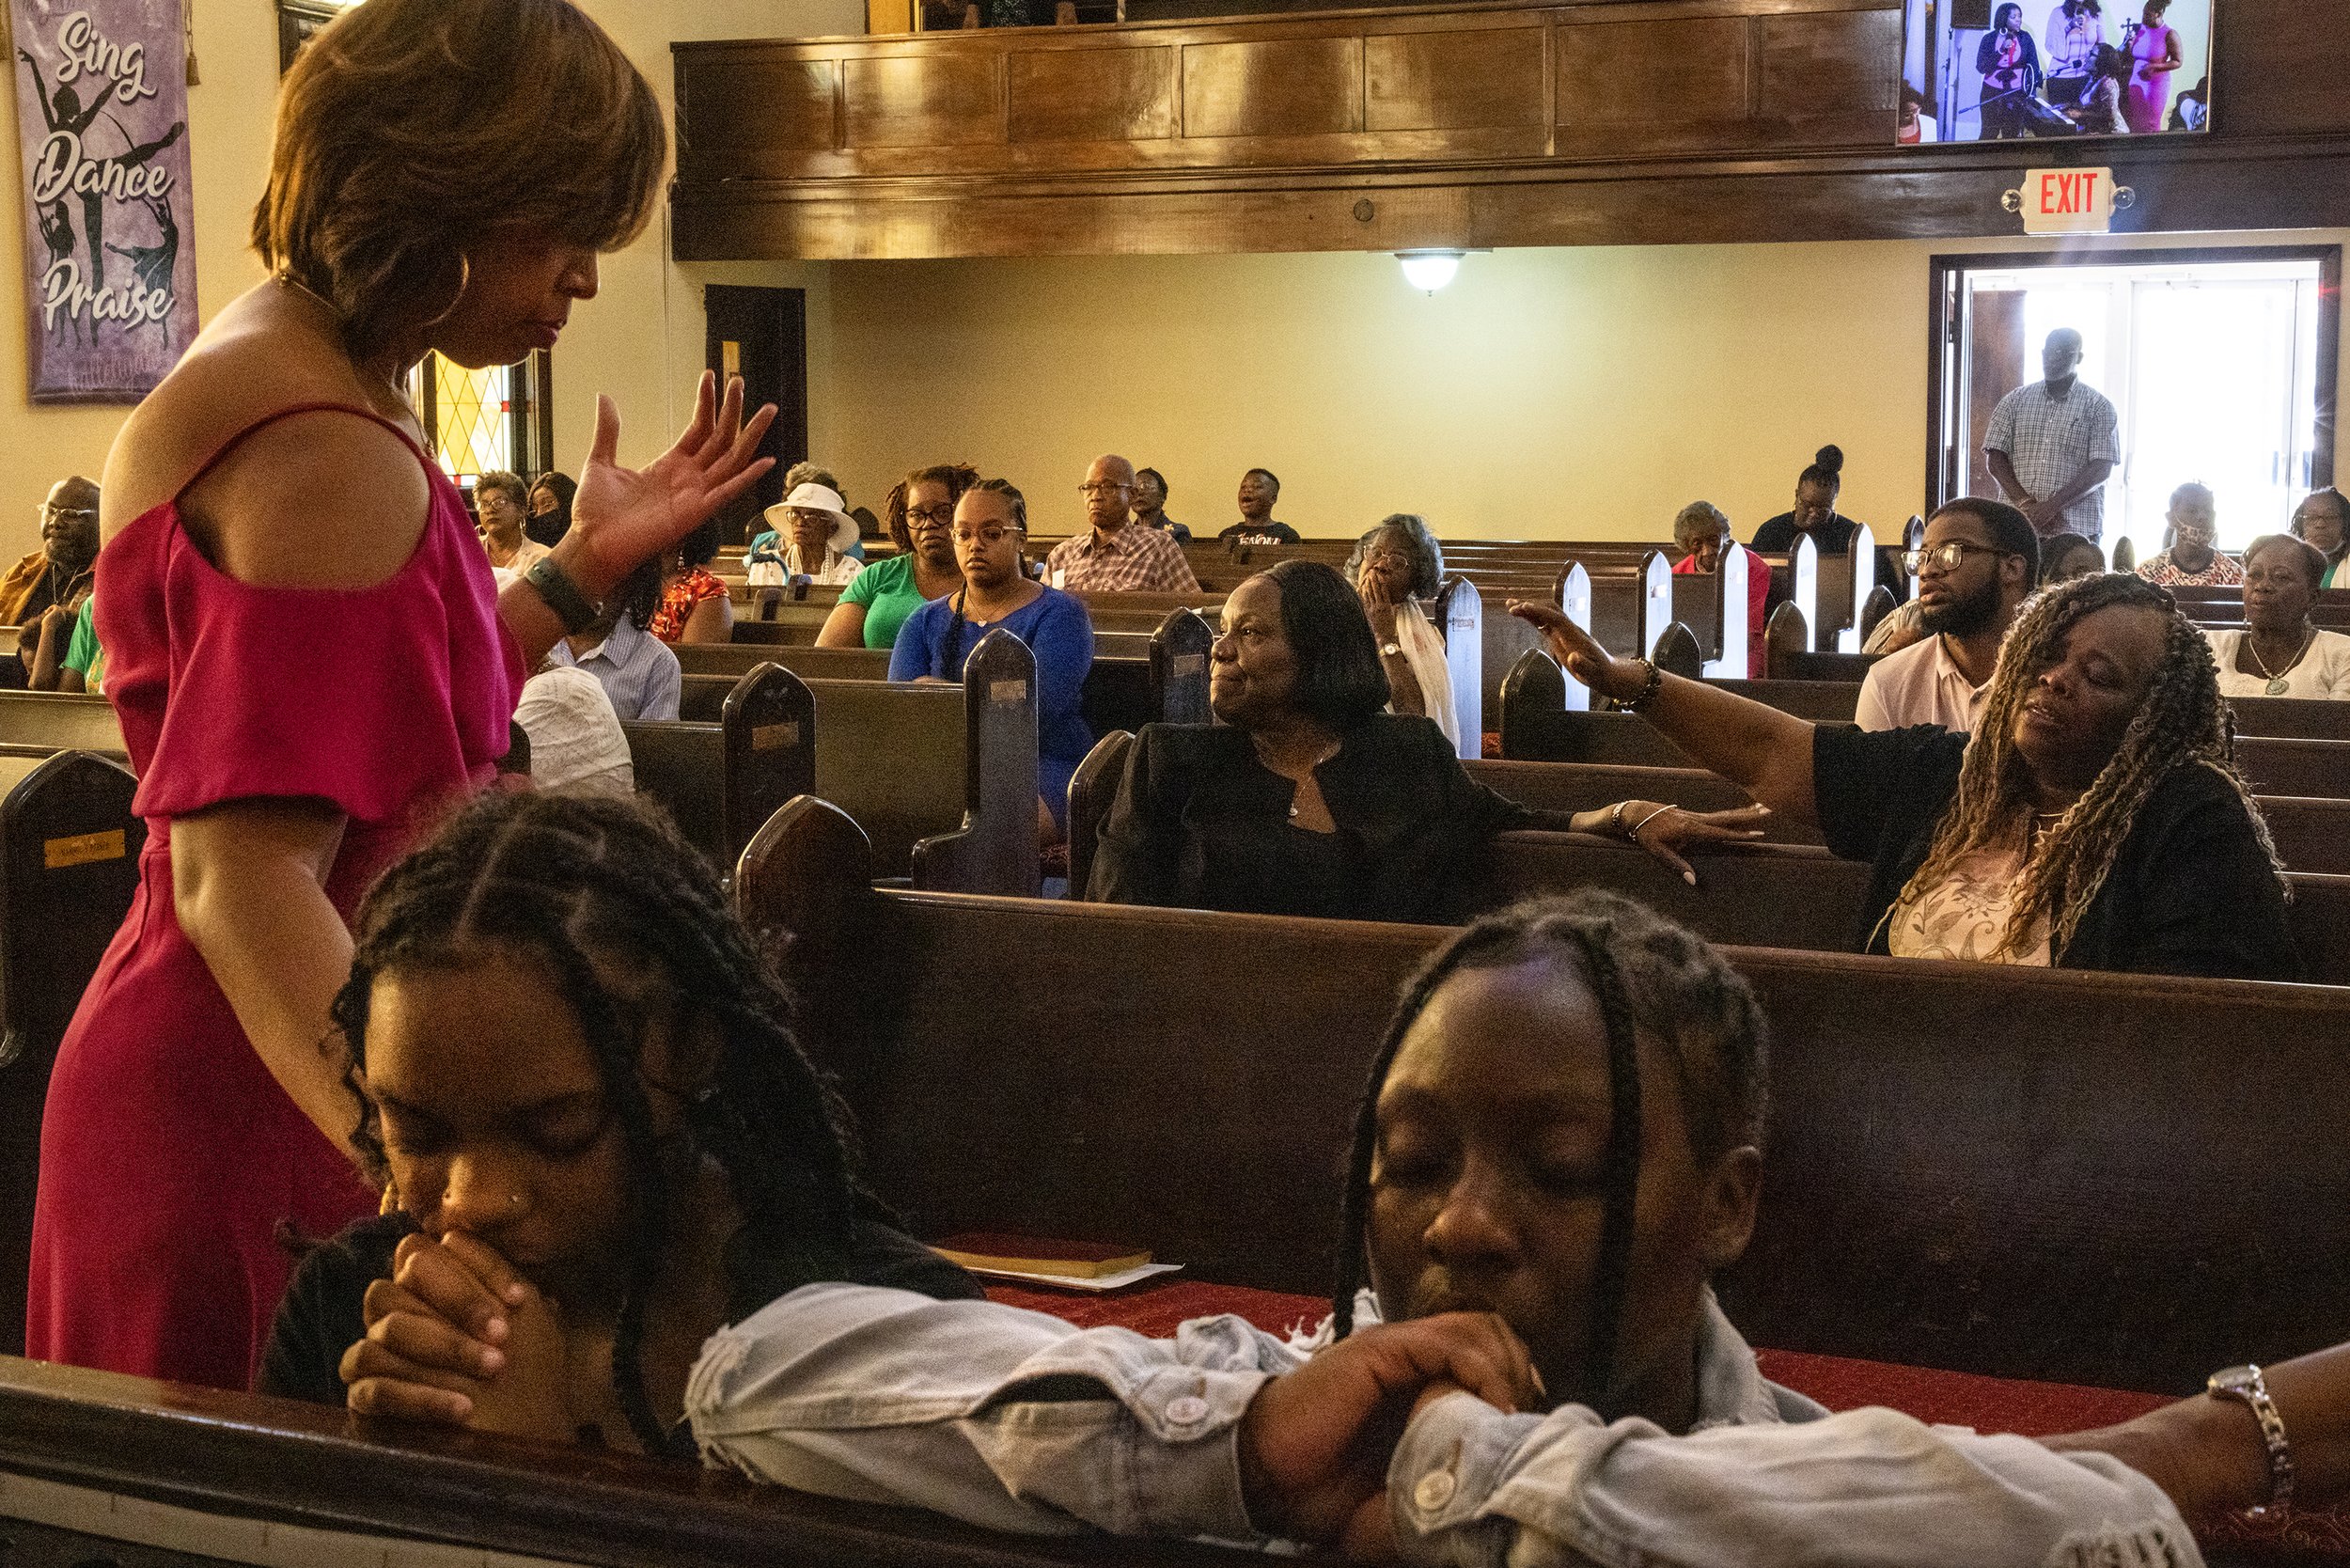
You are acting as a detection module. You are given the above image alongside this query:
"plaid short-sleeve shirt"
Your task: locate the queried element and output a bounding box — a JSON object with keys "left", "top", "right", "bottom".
{"left": 1982, "top": 379, "right": 2121, "bottom": 539}
{"left": 1044, "top": 525, "right": 1201, "bottom": 592}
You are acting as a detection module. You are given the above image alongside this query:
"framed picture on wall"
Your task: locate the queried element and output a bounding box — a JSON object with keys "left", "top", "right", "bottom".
{"left": 1897, "top": 0, "right": 2212, "bottom": 144}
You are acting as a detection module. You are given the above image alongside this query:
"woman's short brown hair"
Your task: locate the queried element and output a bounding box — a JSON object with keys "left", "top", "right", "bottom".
{"left": 254, "top": 0, "right": 664, "bottom": 359}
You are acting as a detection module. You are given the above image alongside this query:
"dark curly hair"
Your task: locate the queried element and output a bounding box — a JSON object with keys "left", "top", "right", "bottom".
{"left": 1897, "top": 572, "right": 2286, "bottom": 960}
{"left": 1331, "top": 892, "right": 1769, "bottom": 1411}
{"left": 884, "top": 463, "right": 980, "bottom": 553}
{"left": 330, "top": 792, "right": 870, "bottom": 1457}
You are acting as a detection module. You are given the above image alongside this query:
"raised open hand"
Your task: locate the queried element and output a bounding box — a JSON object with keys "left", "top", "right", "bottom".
{"left": 1237, "top": 1313, "right": 1538, "bottom": 1546}
{"left": 564, "top": 371, "right": 776, "bottom": 600}
{"left": 1505, "top": 599, "right": 1643, "bottom": 701}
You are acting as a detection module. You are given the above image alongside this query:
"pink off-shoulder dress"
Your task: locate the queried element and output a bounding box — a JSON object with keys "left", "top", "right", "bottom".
{"left": 26, "top": 404, "right": 521, "bottom": 1389}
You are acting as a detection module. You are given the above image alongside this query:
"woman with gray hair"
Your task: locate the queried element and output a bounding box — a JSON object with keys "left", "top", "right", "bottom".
{"left": 1348, "top": 514, "right": 1457, "bottom": 749}
{"left": 1673, "top": 501, "right": 1767, "bottom": 676}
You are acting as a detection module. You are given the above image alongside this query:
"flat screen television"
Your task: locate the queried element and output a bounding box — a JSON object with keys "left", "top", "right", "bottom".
{"left": 1896, "top": 0, "right": 2212, "bottom": 144}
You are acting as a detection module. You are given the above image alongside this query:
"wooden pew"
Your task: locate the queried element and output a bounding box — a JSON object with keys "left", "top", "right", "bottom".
{"left": 0, "top": 750, "right": 146, "bottom": 1356}
{"left": 908, "top": 630, "right": 1042, "bottom": 898}
{"left": 1650, "top": 542, "right": 1750, "bottom": 681}
{"left": 0, "top": 1356, "right": 1250, "bottom": 1568}
{"left": 734, "top": 847, "right": 2350, "bottom": 1394}
{"left": 622, "top": 664, "right": 816, "bottom": 870}
{"left": 1480, "top": 831, "right": 2350, "bottom": 983}
{"left": 0, "top": 692, "right": 126, "bottom": 758}
{"left": 1428, "top": 575, "right": 1483, "bottom": 757}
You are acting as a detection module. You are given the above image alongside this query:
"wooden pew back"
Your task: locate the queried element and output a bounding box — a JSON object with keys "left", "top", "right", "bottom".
{"left": 909, "top": 631, "right": 1042, "bottom": 898}
{"left": 737, "top": 869, "right": 2350, "bottom": 1391}
{"left": 0, "top": 751, "right": 146, "bottom": 1356}
{"left": 0, "top": 692, "right": 125, "bottom": 758}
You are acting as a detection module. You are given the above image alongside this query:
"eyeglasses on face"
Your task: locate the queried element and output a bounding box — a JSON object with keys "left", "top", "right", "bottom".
{"left": 39, "top": 505, "right": 94, "bottom": 522}
{"left": 907, "top": 504, "right": 957, "bottom": 528}
{"left": 953, "top": 525, "right": 1021, "bottom": 548}
{"left": 1902, "top": 541, "right": 2009, "bottom": 574}
{"left": 1077, "top": 481, "right": 1132, "bottom": 497}
{"left": 1362, "top": 551, "right": 1415, "bottom": 571}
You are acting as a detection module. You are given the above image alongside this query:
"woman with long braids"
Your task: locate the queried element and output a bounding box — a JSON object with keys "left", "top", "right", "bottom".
{"left": 29, "top": 0, "right": 772, "bottom": 1388}
{"left": 817, "top": 462, "right": 974, "bottom": 651}
{"left": 361, "top": 890, "right": 2306, "bottom": 1561}
{"left": 889, "top": 478, "right": 1095, "bottom": 839}
{"left": 1513, "top": 572, "right": 2298, "bottom": 978}
{"left": 258, "top": 792, "right": 982, "bottom": 1449}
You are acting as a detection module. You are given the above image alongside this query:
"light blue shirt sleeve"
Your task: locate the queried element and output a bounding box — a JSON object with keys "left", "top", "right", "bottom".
{"left": 686, "top": 1282, "right": 1300, "bottom": 1541}
{"left": 642, "top": 639, "right": 682, "bottom": 723}
{"left": 1983, "top": 387, "right": 2019, "bottom": 456}
{"left": 1385, "top": 1391, "right": 2202, "bottom": 1568}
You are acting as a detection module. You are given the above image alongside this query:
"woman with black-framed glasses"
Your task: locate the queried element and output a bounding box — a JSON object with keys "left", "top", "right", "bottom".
{"left": 819, "top": 463, "right": 973, "bottom": 651}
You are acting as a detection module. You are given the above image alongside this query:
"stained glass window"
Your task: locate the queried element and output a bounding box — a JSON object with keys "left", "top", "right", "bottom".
{"left": 412, "top": 350, "right": 551, "bottom": 489}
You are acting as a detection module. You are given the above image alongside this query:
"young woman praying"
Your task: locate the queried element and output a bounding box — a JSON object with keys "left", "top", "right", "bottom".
{"left": 256, "top": 792, "right": 981, "bottom": 1451}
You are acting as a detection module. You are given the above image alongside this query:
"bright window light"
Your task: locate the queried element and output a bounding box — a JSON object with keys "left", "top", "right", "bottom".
{"left": 1397, "top": 251, "right": 1465, "bottom": 292}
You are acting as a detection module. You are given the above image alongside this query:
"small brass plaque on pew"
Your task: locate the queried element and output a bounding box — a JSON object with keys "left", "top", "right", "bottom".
{"left": 990, "top": 679, "right": 1029, "bottom": 703}
{"left": 45, "top": 829, "right": 125, "bottom": 870}
{"left": 1172, "top": 654, "right": 1206, "bottom": 677}
{"left": 751, "top": 721, "right": 802, "bottom": 751}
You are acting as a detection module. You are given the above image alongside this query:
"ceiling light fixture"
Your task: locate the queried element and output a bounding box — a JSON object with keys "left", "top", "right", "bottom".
{"left": 1396, "top": 250, "right": 1465, "bottom": 293}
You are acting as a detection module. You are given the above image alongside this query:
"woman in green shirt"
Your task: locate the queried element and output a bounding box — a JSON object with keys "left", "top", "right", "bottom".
{"left": 818, "top": 463, "right": 970, "bottom": 651}
{"left": 2292, "top": 488, "right": 2348, "bottom": 589}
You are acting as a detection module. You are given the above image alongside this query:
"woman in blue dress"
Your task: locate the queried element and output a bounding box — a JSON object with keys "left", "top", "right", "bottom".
{"left": 889, "top": 478, "right": 1094, "bottom": 841}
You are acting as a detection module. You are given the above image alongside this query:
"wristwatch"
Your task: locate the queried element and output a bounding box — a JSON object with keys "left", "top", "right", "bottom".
{"left": 1379, "top": 640, "right": 1404, "bottom": 658}
{"left": 2207, "top": 1363, "right": 2294, "bottom": 1515}
{"left": 525, "top": 556, "right": 603, "bottom": 635}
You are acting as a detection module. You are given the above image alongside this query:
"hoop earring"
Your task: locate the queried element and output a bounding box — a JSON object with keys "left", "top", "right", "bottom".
{"left": 416, "top": 251, "right": 472, "bottom": 331}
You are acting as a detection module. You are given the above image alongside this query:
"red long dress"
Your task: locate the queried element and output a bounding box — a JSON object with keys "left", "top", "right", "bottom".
{"left": 26, "top": 404, "right": 520, "bottom": 1389}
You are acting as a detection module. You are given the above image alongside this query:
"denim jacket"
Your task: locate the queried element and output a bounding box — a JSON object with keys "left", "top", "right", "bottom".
{"left": 686, "top": 1284, "right": 2201, "bottom": 1568}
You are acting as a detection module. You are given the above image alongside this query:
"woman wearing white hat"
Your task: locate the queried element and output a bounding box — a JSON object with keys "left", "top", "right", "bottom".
{"left": 747, "top": 482, "right": 863, "bottom": 587}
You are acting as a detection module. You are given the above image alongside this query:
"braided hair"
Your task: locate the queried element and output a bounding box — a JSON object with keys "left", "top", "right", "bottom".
{"left": 1330, "top": 892, "right": 1768, "bottom": 1412}
{"left": 330, "top": 792, "right": 871, "bottom": 1458}
{"left": 884, "top": 463, "right": 980, "bottom": 553}
{"left": 1895, "top": 572, "right": 2286, "bottom": 961}
{"left": 938, "top": 478, "right": 1026, "bottom": 676}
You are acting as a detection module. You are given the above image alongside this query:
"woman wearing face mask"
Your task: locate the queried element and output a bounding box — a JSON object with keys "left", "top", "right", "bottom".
{"left": 888, "top": 478, "right": 1094, "bottom": 840}
{"left": 2135, "top": 484, "right": 2241, "bottom": 588}
{"left": 1511, "top": 573, "right": 2297, "bottom": 979}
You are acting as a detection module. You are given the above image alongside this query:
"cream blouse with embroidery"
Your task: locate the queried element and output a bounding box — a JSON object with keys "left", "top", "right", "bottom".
{"left": 1887, "top": 843, "right": 2053, "bottom": 965}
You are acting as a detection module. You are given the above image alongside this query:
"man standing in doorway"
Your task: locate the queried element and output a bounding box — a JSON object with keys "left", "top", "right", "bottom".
{"left": 1983, "top": 327, "right": 2121, "bottom": 541}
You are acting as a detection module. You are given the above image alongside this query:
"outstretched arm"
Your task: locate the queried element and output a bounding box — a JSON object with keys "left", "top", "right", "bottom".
{"left": 1507, "top": 602, "right": 1820, "bottom": 828}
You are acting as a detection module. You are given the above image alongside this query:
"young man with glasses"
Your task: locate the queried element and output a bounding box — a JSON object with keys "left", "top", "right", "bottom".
{"left": 1856, "top": 499, "right": 2041, "bottom": 732}
{"left": 1044, "top": 453, "right": 1200, "bottom": 592}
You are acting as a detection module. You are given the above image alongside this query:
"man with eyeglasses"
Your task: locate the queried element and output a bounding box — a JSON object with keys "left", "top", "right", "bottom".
{"left": 1044, "top": 453, "right": 1200, "bottom": 593}
{"left": 1856, "top": 499, "right": 2040, "bottom": 732}
{"left": 3, "top": 476, "right": 102, "bottom": 682}
{"left": 1983, "top": 328, "right": 2120, "bottom": 541}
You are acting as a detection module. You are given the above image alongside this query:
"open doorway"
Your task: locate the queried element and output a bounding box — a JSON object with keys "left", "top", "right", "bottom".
{"left": 1928, "top": 246, "right": 2339, "bottom": 557}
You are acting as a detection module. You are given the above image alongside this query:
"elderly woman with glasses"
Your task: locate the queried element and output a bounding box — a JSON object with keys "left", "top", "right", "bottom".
{"left": 819, "top": 463, "right": 974, "bottom": 651}
{"left": 2135, "top": 483, "right": 2241, "bottom": 588}
{"left": 1345, "top": 514, "right": 1457, "bottom": 750}
{"left": 890, "top": 478, "right": 1094, "bottom": 841}
{"left": 2208, "top": 534, "right": 2350, "bottom": 698}
{"left": 1672, "top": 501, "right": 1769, "bottom": 677}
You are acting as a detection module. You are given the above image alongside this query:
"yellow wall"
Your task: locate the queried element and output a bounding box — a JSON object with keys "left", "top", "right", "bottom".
{"left": 822, "top": 229, "right": 2350, "bottom": 550}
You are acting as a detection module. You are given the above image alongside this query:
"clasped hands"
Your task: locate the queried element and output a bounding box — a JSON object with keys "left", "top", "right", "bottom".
{"left": 346, "top": 1231, "right": 1544, "bottom": 1562}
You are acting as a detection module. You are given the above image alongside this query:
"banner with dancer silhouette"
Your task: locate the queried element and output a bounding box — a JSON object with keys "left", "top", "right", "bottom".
{"left": 10, "top": 0, "right": 194, "bottom": 401}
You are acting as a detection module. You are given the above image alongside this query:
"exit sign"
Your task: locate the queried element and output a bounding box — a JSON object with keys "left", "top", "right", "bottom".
{"left": 2015, "top": 167, "right": 2119, "bottom": 234}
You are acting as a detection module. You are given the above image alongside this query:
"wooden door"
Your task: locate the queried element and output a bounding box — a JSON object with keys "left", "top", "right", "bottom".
{"left": 704, "top": 286, "right": 808, "bottom": 544}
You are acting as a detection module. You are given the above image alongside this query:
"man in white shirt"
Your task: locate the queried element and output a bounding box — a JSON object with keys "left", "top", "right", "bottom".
{"left": 1856, "top": 498, "right": 2039, "bottom": 732}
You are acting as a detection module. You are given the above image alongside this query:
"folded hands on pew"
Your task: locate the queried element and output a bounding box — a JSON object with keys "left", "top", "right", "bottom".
{"left": 347, "top": 1227, "right": 1565, "bottom": 1558}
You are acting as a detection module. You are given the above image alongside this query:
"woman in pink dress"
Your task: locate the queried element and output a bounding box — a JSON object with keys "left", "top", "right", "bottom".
{"left": 25, "top": 0, "right": 773, "bottom": 1391}
{"left": 2123, "top": 0, "right": 2184, "bottom": 133}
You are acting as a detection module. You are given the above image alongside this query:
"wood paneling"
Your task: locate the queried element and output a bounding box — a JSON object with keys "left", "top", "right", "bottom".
{"left": 1556, "top": 16, "right": 1748, "bottom": 126}
{"left": 682, "top": 57, "right": 838, "bottom": 153}
{"left": 1366, "top": 26, "right": 1547, "bottom": 133}
{"left": 670, "top": 0, "right": 2350, "bottom": 259}
{"left": 1182, "top": 37, "right": 1363, "bottom": 137}
{"left": 1010, "top": 45, "right": 1177, "bottom": 140}
{"left": 842, "top": 53, "right": 1003, "bottom": 147}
